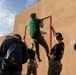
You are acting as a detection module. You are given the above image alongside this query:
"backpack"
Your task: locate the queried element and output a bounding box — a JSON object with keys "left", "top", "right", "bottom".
{"left": 2, "top": 43, "right": 22, "bottom": 68}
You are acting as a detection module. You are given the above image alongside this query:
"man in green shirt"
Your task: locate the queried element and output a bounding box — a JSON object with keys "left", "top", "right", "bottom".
{"left": 28, "top": 13, "right": 50, "bottom": 62}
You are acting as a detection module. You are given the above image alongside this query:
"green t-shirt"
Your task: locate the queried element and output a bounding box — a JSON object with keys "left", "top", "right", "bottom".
{"left": 28, "top": 18, "right": 41, "bottom": 39}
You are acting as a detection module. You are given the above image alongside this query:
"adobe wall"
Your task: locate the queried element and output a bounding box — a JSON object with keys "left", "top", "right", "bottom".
{"left": 0, "top": 0, "right": 76, "bottom": 75}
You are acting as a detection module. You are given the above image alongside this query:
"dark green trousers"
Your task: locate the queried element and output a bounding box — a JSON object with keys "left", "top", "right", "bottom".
{"left": 48, "top": 59, "right": 62, "bottom": 75}
{"left": 26, "top": 60, "right": 37, "bottom": 75}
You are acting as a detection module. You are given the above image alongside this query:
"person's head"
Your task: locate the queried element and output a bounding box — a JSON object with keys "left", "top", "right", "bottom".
{"left": 13, "top": 34, "right": 22, "bottom": 40}
{"left": 74, "top": 43, "right": 76, "bottom": 50}
{"left": 55, "top": 32, "right": 63, "bottom": 42}
{"left": 30, "top": 13, "right": 36, "bottom": 18}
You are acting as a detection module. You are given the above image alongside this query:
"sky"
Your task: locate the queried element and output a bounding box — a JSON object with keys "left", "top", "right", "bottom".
{"left": 0, "top": 0, "right": 40, "bottom": 36}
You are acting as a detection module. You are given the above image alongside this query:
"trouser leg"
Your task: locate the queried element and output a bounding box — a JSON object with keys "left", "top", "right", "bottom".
{"left": 26, "top": 60, "right": 35, "bottom": 75}
{"left": 34, "top": 40, "right": 42, "bottom": 62}
{"left": 48, "top": 60, "right": 62, "bottom": 75}
{"left": 34, "top": 40, "right": 39, "bottom": 58}
{"left": 26, "top": 65, "right": 32, "bottom": 75}
{"left": 32, "top": 67, "right": 37, "bottom": 75}
{"left": 37, "top": 36, "right": 50, "bottom": 60}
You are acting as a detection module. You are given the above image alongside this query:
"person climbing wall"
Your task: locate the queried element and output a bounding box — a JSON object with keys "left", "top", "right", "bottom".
{"left": 28, "top": 13, "right": 50, "bottom": 62}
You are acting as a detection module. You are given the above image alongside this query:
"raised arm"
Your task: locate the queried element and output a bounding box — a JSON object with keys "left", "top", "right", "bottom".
{"left": 51, "top": 26, "right": 56, "bottom": 36}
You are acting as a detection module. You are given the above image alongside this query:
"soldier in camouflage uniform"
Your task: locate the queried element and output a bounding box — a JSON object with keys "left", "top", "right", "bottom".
{"left": 26, "top": 43, "right": 38, "bottom": 75}
{"left": 48, "top": 32, "right": 65, "bottom": 75}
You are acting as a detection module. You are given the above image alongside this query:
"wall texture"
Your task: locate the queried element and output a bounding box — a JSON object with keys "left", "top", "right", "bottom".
{"left": 0, "top": 0, "right": 76, "bottom": 75}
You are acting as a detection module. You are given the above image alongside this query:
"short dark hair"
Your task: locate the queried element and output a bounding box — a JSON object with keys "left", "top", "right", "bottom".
{"left": 55, "top": 32, "right": 63, "bottom": 40}
{"left": 5, "top": 36, "right": 12, "bottom": 40}
{"left": 6, "top": 36, "right": 11, "bottom": 38}
{"left": 13, "top": 34, "right": 22, "bottom": 40}
{"left": 30, "top": 13, "right": 36, "bottom": 18}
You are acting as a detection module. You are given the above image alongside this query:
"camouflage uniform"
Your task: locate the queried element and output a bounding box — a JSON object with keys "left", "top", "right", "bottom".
{"left": 26, "top": 59, "right": 37, "bottom": 75}
{"left": 48, "top": 59, "right": 62, "bottom": 75}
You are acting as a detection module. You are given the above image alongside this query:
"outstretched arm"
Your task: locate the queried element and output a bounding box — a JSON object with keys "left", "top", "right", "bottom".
{"left": 51, "top": 26, "right": 56, "bottom": 36}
